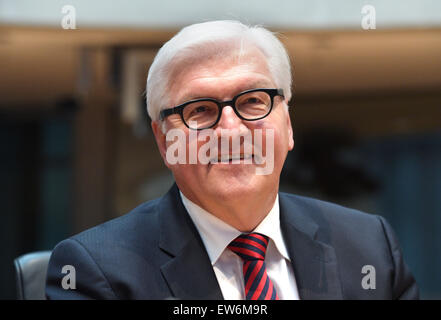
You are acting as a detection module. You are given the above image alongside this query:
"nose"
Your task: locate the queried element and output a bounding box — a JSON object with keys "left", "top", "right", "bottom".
{"left": 215, "top": 105, "right": 243, "bottom": 130}
{"left": 213, "top": 105, "right": 250, "bottom": 154}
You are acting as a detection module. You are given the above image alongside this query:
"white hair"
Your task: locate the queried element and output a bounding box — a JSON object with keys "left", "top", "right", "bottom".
{"left": 146, "top": 20, "right": 292, "bottom": 122}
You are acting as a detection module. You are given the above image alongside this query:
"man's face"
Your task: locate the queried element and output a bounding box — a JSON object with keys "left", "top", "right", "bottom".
{"left": 152, "top": 46, "right": 294, "bottom": 206}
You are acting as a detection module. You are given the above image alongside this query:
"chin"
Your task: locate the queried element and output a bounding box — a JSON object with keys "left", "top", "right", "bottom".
{"left": 206, "top": 170, "right": 263, "bottom": 200}
{"left": 209, "top": 184, "right": 254, "bottom": 202}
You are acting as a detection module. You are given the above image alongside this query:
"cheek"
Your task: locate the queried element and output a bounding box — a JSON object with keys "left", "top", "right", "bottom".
{"left": 272, "top": 112, "right": 292, "bottom": 150}
{"left": 255, "top": 117, "right": 290, "bottom": 149}
{"left": 257, "top": 120, "right": 291, "bottom": 168}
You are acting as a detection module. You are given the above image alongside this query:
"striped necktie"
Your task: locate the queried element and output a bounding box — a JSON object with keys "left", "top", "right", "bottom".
{"left": 228, "top": 233, "right": 280, "bottom": 300}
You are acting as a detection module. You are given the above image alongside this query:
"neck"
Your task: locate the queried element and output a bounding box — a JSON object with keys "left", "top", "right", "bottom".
{"left": 180, "top": 187, "right": 278, "bottom": 232}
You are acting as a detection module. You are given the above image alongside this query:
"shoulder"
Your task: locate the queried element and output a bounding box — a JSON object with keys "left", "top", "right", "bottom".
{"left": 279, "top": 192, "right": 419, "bottom": 299}
{"left": 73, "top": 198, "right": 161, "bottom": 246}
{"left": 46, "top": 197, "right": 167, "bottom": 299}
{"left": 51, "top": 197, "right": 164, "bottom": 268}
{"left": 279, "top": 191, "right": 383, "bottom": 228}
{"left": 279, "top": 192, "right": 388, "bottom": 249}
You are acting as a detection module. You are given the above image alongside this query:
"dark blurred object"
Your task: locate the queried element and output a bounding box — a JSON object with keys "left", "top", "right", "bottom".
{"left": 0, "top": 98, "right": 76, "bottom": 299}
{"left": 281, "top": 128, "right": 379, "bottom": 199}
{"left": 14, "top": 251, "right": 51, "bottom": 300}
{"left": 55, "top": 96, "right": 79, "bottom": 113}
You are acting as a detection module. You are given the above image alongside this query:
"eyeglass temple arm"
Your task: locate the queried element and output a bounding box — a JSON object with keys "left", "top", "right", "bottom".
{"left": 276, "top": 88, "right": 284, "bottom": 98}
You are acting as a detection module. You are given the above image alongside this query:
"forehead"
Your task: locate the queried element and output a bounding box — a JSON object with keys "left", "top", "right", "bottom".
{"left": 167, "top": 46, "right": 274, "bottom": 105}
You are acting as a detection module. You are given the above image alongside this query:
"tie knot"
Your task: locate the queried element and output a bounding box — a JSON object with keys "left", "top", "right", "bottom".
{"left": 228, "top": 233, "right": 269, "bottom": 261}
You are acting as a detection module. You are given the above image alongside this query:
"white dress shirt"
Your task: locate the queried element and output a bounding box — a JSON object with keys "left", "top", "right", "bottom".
{"left": 180, "top": 191, "right": 300, "bottom": 300}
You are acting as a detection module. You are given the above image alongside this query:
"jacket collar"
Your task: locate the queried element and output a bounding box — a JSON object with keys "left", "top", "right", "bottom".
{"left": 158, "top": 184, "right": 343, "bottom": 300}
{"left": 158, "top": 184, "right": 223, "bottom": 299}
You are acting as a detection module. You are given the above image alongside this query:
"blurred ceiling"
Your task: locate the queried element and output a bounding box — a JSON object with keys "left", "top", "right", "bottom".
{"left": 0, "top": 0, "right": 440, "bottom": 29}
{"left": 0, "top": 26, "right": 440, "bottom": 107}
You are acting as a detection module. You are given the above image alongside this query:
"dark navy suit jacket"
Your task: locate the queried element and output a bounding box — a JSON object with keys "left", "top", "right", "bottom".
{"left": 46, "top": 184, "right": 419, "bottom": 299}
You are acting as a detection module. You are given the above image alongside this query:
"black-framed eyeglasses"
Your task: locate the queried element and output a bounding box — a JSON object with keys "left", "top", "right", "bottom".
{"left": 159, "top": 88, "right": 284, "bottom": 130}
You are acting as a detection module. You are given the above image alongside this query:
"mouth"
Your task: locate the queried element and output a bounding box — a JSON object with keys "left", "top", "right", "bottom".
{"left": 209, "top": 154, "right": 256, "bottom": 164}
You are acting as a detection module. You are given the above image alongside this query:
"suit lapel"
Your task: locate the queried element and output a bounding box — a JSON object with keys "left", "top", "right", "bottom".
{"left": 156, "top": 184, "right": 343, "bottom": 300}
{"left": 279, "top": 193, "right": 343, "bottom": 300}
{"left": 158, "top": 184, "right": 223, "bottom": 300}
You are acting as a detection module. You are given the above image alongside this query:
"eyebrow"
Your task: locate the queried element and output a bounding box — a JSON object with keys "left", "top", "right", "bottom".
{"left": 179, "top": 79, "right": 274, "bottom": 103}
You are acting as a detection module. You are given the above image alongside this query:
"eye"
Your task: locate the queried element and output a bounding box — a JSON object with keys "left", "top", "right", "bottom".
{"left": 194, "top": 106, "right": 207, "bottom": 113}
{"left": 188, "top": 105, "right": 209, "bottom": 117}
{"left": 243, "top": 97, "right": 263, "bottom": 105}
{"left": 238, "top": 96, "right": 267, "bottom": 109}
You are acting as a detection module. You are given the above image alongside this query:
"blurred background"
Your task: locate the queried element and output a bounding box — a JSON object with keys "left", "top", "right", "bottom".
{"left": 1, "top": 0, "right": 440, "bottom": 299}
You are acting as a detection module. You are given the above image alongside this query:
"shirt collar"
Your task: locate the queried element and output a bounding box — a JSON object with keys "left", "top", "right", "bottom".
{"left": 179, "top": 191, "right": 291, "bottom": 265}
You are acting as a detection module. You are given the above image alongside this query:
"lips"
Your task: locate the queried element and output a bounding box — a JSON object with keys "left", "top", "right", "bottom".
{"left": 209, "top": 153, "right": 258, "bottom": 163}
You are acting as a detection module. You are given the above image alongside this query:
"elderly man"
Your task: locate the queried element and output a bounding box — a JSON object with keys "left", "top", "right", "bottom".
{"left": 46, "top": 20, "right": 418, "bottom": 300}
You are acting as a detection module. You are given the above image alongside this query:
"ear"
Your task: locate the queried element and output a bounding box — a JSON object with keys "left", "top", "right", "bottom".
{"left": 286, "top": 106, "right": 295, "bottom": 151}
{"left": 151, "top": 120, "right": 171, "bottom": 169}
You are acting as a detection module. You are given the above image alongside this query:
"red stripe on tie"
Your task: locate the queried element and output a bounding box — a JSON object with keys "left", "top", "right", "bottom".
{"left": 264, "top": 281, "right": 273, "bottom": 300}
{"left": 245, "top": 261, "right": 263, "bottom": 293}
{"left": 228, "top": 245, "right": 264, "bottom": 260}
{"left": 251, "top": 269, "right": 268, "bottom": 300}
{"left": 248, "top": 233, "right": 268, "bottom": 246}
{"left": 232, "top": 237, "right": 267, "bottom": 253}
